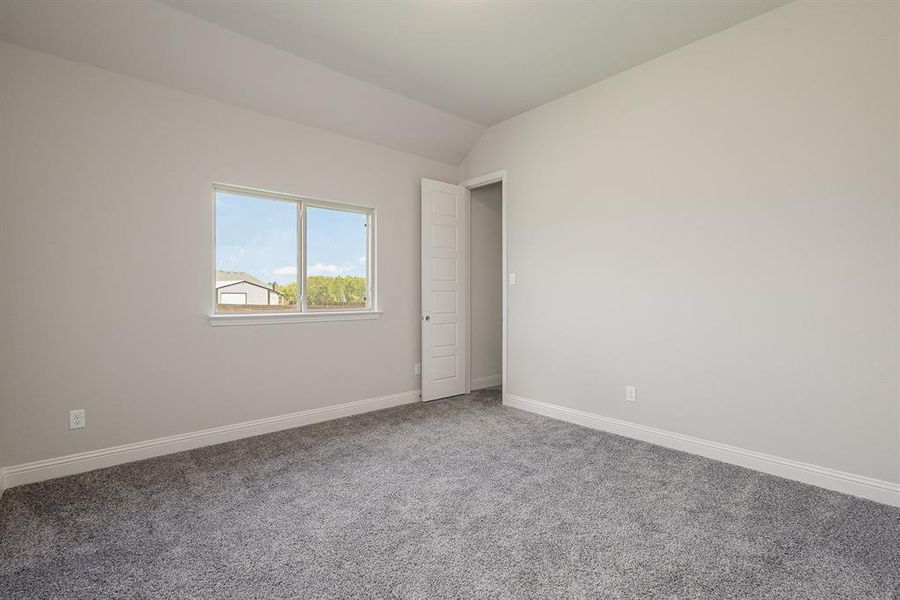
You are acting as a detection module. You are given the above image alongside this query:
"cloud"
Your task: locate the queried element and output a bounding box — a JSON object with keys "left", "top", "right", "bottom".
{"left": 272, "top": 265, "right": 297, "bottom": 276}
{"left": 309, "top": 263, "right": 353, "bottom": 276}
{"left": 358, "top": 256, "right": 367, "bottom": 264}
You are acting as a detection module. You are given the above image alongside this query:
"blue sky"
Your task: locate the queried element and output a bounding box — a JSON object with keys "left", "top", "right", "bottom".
{"left": 215, "top": 192, "right": 367, "bottom": 285}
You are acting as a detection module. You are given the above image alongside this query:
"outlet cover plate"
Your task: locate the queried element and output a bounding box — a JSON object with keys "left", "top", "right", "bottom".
{"left": 69, "top": 409, "right": 86, "bottom": 429}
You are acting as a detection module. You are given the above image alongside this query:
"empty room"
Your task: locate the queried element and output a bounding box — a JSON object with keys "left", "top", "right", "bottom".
{"left": 1, "top": 0, "right": 898, "bottom": 597}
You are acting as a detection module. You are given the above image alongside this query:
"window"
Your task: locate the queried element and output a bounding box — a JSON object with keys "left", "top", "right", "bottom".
{"left": 306, "top": 207, "right": 369, "bottom": 310}
{"left": 213, "top": 184, "right": 375, "bottom": 322}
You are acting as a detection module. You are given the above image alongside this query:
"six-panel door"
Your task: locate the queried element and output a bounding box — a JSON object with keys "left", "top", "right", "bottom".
{"left": 421, "top": 178, "right": 469, "bottom": 401}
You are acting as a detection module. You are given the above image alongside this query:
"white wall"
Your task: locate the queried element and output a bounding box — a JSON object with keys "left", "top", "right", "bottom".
{"left": 0, "top": 42, "right": 456, "bottom": 467}
{"left": 470, "top": 183, "right": 502, "bottom": 385}
{"left": 460, "top": 0, "right": 900, "bottom": 483}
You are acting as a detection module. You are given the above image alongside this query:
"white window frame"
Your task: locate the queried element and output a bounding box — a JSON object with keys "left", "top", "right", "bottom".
{"left": 209, "top": 183, "right": 380, "bottom": 326}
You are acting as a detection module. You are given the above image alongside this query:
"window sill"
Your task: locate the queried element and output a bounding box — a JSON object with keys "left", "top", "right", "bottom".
{"left": 208, "top": 310, "right": 382, "bottom": 327}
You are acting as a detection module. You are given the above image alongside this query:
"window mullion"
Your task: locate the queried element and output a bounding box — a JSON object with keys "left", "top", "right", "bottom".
{"left": 299, "top": 200, "right": 307, "bottom": 313}
{"left": 367, "top": 213, "right": 373, "bottom": 310}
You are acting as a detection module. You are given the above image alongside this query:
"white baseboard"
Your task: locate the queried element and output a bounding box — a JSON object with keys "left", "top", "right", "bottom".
{"left": 504, "top": 394, "right": 900, "bottom": 507}
{"left": 471, "top": 374, "right": 502, "bottom": 391}
{"left": 1, "top": 389, "right": 421, "bottom": 490}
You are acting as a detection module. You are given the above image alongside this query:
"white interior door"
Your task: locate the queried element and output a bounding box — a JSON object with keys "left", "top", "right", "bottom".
{"left": 421, "top": 178, "right": 469, "bottom": 402}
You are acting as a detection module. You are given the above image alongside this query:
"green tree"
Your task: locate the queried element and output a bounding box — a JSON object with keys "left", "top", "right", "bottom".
{"left": 277, "top": 281, "right": 299, "bottom": 306}
{"left": 306, "top": 276, "right": 366, "bottom": 308}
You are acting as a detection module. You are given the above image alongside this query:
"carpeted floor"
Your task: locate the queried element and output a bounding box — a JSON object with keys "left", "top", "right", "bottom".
{"left": 1, "top": 388, "right": 898, "bottom": 599}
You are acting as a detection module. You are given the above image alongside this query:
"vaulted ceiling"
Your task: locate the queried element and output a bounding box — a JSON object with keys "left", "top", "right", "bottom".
{"left": 0, "top": 0, "right": 789, "bottom": 164}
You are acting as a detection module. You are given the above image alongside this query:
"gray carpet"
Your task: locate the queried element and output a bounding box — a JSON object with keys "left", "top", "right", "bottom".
{"left": 1, "top": 388, "right": 898, "bottom": 599}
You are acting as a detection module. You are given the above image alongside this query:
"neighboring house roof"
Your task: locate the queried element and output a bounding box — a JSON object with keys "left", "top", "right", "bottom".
{"left": 216, "top": 270, "right": 265, "bottom": 287}
{"left": 216, "top": 279, "right": 279, "bottom": 292}
{"left": 215, "top": 272, "right": 284, "bottom": 296}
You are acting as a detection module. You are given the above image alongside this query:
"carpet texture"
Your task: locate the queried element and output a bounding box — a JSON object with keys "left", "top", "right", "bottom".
{"left": 1, "top": 388, "right": 899, "bottom": 599}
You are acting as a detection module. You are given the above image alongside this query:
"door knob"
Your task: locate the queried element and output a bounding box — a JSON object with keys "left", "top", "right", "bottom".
{"left": 424, "top": 315, "right": 431, "bottom": 321}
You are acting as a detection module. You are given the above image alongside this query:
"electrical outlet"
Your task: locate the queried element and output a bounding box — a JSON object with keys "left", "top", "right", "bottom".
{"left": 626, "top": 386, "right": 637, "bottom": 403}
{"left": 508, "top": 272, "right": 517, "bottom": 286}
{"left": 69, "top": 409, "right": 86, "bottom": 430}
{"left": 415, "top": 363, "right": 422, "bottom": 375}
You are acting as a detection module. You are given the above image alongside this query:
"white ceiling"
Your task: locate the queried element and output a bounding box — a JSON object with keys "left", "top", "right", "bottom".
{"left": 0, "top": 0, "right": 484, "bottom": 165}
{"left": 162, "top": 0, "right": 789, "bottom": 125}
{"left": 0, "top": 0, "right": 789, "bottom": 164}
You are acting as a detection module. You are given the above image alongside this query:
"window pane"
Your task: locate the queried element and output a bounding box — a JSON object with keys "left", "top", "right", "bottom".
{"left": 215, "top": 191, "right": 297, "bottom": 313}
{"left": 306, "top": 206, "right": 368, "bottom": 310}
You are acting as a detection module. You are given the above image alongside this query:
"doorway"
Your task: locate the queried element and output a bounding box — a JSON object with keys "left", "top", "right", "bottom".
{"left": 468, "top": 181, "right": 503, "bottom": 392}
{"left": 421, "top": 171, "right": 508, "bottom": 402}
